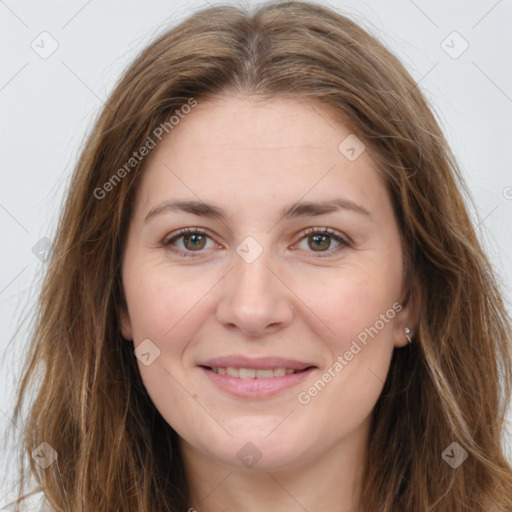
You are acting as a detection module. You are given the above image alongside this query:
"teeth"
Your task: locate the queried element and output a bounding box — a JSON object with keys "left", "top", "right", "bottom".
{"left": 255, "top": 369, "right": 274, "bottom": 378}
{"left": 226, "top": 367, "right": 239, "bottom": 378}
{"left": 210, "top": 367, "right": 299, "bottom": 378}
{"left": 239, "top": 368, "right": 256, "bottom": 379}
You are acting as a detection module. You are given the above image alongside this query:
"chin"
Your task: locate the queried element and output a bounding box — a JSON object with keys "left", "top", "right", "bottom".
{"left": 219, "top": 444, "right": 306, "bottom": 472}
{"left": 220, "top": 428, "right": 313, "bottom": 472}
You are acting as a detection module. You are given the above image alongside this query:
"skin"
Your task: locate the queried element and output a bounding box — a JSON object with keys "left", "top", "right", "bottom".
{"left": 120, "top": 94, "right": 420, "bottom": 512}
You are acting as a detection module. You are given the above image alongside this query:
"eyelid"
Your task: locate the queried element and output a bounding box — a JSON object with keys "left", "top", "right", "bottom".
{"left": 291, "top": 227, "right": 350, "bottom": 258}
{"left": 162, "top": 226, "right": 351, "bottom": 258}
{"left": 298, "top": 227, "right": 352, "bottom": 246}
{"left": 162, "top": 227, "right": 218, "bottom": 256}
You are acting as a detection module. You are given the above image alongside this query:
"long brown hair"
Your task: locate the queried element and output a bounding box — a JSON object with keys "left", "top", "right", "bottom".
{"left": 7, "top": 1, "right": 512, "bottom": 510}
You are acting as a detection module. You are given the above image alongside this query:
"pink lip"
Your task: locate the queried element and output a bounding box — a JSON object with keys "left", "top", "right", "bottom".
{"left": 197, "top": 356, "right": 317, "bottom": 399}
{"left": 200, "top": 367, "right": 316, "bottom": 399}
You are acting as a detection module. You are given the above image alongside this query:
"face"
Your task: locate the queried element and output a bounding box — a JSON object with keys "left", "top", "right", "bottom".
{"left": 120, "top": 95, "right": 418, "bottom": 472}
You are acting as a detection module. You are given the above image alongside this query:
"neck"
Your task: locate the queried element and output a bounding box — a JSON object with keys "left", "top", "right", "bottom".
{"left": 181, "top": 419, "right": 369, "bottom": 512}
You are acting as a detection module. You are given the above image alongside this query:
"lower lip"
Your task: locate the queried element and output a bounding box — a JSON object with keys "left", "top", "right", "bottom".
{"left": 200, "top": 367, "right": 316, "bottom": 399}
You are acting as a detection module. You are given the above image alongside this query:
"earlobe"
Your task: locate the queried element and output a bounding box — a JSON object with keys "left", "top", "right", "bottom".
{"left": 393, "top": 281, "right": 421, "bottom": 348}
{"left": 119, "top": 307, "right": 133, "bottom": 341}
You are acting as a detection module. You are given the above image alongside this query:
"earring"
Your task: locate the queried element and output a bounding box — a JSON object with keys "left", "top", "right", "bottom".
{"left": 405, "top": 326, "right": 413, "bottom": 343}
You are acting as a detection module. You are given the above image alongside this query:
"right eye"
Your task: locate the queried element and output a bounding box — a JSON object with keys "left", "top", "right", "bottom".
{"left": 162, "top": 228, "right": 219, "bottom": 257}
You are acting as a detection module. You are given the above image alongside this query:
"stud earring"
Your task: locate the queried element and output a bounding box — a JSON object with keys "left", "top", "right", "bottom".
{"left": 405, "top": 326, "right": 413, "bottom": 343}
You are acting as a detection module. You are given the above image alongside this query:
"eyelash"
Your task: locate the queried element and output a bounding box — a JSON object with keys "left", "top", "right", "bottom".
{"left": 162, "top": 227, "right": 351, "bottom": 259}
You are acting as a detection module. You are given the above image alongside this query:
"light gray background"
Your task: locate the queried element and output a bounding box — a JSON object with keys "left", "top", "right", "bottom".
{"left": 1, "top": 0, "right": 511, "bottom": 504}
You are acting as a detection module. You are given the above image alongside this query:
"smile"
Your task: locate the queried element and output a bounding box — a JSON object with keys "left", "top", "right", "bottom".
{"left": 208, "top": 367, "right": 304, "bottom": 378}
{"left": 199, "top": 358, "right": 317, "bottom": 398}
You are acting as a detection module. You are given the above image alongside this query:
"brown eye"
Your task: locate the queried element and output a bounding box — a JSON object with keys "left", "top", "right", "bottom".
{"left": 295, "top": 227, "right": 350, "bottom": 258}
{"left": 182, "top": 232, "right": 207, "bottom": 251}
{"left": 163, "top": 228, "right": 215, "bottom": 257}
{"left": 308, "top": 233, "right": 332, "bottom": 251}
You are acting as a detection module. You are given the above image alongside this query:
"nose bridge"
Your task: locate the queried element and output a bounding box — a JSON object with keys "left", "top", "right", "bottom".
{"left": 216, "top": 234, "right": 294, "bottom": 333}
{"left": 231, "top": 237, "right": 278, "bottom": 303}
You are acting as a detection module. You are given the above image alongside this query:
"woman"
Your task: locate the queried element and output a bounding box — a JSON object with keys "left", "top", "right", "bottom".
{"left": 8, "top": 1, "right": 512, "bottom": 510}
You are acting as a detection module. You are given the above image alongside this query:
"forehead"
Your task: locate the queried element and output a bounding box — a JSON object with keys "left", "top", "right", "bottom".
{"left": 133, "top": 95, "right": 389, "bottom": 221}
{"left": 154, "top": 95, "right": 367, "bottom": 164}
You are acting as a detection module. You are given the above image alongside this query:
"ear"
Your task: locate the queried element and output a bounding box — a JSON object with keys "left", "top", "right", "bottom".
{"left": 393, "top": 279, "right": 421, "bottom": 348}
{"left": 119, "top": 305, "right": 134, "bottom": 341}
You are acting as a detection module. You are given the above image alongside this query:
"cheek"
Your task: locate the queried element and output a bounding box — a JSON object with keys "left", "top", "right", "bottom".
{"left": 294, "top": 274, "right": 398, "bottom": 436}
{"left": 293, "top": 257, "right": 401, "bottom": 414}
{"left": 123, "top": 255, "right": 211, "bottom": 340}
{"left": 297, "top": 261, "right": 401, "bottom": 350}
{"left": 122, "top": 260, "right": 210, "bottom": 427}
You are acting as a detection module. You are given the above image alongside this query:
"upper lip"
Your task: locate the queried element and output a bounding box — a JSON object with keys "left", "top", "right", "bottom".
{"left": 198, "top": 356, "right": 317, "bottom": 371}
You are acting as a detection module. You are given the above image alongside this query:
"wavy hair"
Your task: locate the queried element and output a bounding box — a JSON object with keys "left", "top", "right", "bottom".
{"left": 7, "top": 1, "right": 512, "bottom": 510}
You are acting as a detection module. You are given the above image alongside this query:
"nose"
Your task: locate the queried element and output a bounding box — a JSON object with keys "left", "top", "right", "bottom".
{"left": 215, "top": 245, "right": 295, "bottom": 337}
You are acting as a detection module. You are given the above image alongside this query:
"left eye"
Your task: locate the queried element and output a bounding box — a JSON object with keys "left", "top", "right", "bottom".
{"left": 162, "top": 227, "right": 350, "bottom": 258}
{"left": 295, "top": 227, "right": 350, "bottom": 255}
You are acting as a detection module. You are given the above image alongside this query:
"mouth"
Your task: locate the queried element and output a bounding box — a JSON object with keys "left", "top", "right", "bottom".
{"left": 202, "top": 366, "right": 314, "bottom": 378}
{"left": 197, "top": 356, "right": 318, "bottom": 399}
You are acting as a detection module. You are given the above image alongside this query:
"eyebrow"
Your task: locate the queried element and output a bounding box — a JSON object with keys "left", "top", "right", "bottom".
{"left": 144, "top": 198, "right": 371, "bottom": 223}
